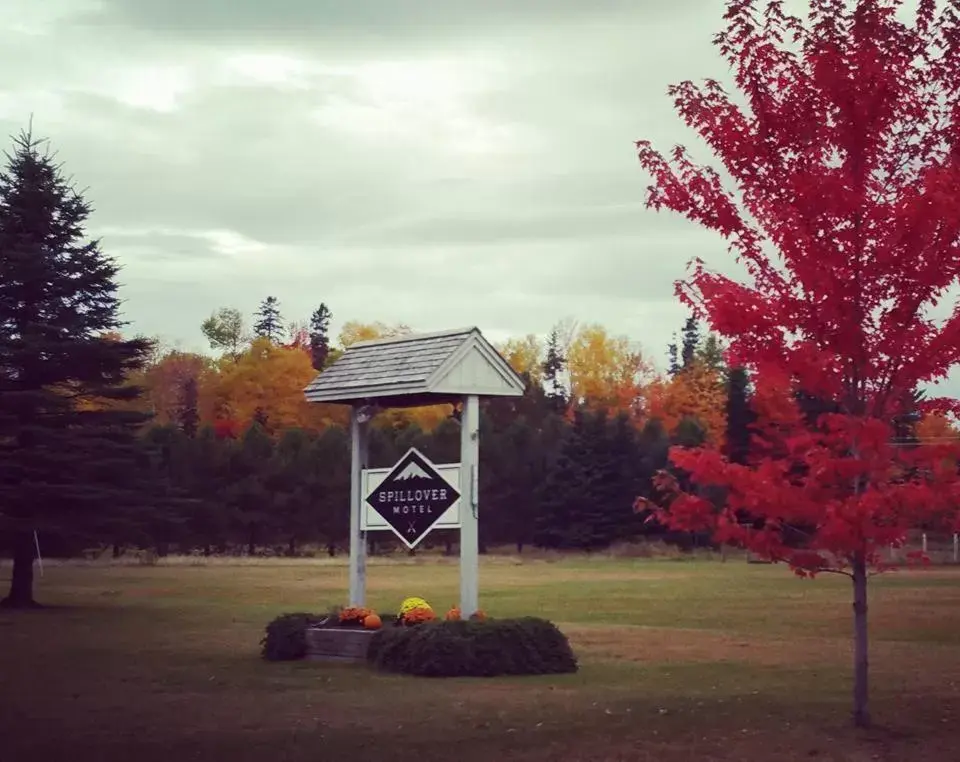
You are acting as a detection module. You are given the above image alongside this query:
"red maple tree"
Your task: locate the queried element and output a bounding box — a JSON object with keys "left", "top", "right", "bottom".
{"left": 636, "top": 0, "right": 960, "bottom": 728}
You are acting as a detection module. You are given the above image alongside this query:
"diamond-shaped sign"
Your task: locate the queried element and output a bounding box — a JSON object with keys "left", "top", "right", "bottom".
{"left": 364, "top": 448, "right": 460, "bottom": 549}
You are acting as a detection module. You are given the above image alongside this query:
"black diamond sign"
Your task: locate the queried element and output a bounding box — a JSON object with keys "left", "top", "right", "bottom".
{"left": 365, "top": 448, "right": 460, "bottom": 549}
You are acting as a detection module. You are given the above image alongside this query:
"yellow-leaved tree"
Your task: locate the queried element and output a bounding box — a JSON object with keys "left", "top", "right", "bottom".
{"left": 497, "top": 334, "right": 543, "bottom": 383}
{"left": 566, "top": 323, "right": 652, "bottom": 418}
{"left": 212, "top": 337, "right": 347, "bottom": 434}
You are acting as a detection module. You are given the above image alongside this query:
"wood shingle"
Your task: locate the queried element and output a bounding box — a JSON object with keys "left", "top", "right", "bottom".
{"left": 303, "top": 327, "right": 525, "bottom": 407}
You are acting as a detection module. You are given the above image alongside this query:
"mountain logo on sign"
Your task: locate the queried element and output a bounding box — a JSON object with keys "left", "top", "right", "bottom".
{"left": 364, "top": 447, "right": 460, "bottom": 549}
{"left": 395, "top": 462, "right": 431, "bottom": 481}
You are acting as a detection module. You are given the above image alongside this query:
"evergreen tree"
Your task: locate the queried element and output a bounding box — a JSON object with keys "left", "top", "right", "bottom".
{"left": 176, "top": 375, "right": 200, "bottom": 438}
{"left": 591, "top": 412, "right": 644, "bottom": 546}
{"left": 724, "top": 367, "right": 754, "bottom": 465}
{"left": 312, "top": 425, "right": 350, "bottom": 556}
{"left": 0, "top": 128, "right": 156, "bottom": 607}
{"left": 308, "top": 303, "right": 333, "bottom": 371}
{"left": 542, "top": 328, "right": 568, "bottom": 413}
{"left": 253, "top": 296, "right": 284, "bottom": 343}
{"left": 680, "top": 317, "right": 701, "bottom": 370}
{"left": 271, "top": 428, "right": 320, "bottom": 557}
{"left": 535, "top": 409, "right": 634, "bottom": 550}
{"left": 672, "top": 415, "right": 707, "bottom": 449}
{"left": 534, "top": 411, "right": 592, "bottom": 549}
{"left": 226, "top": 422, "right": 276, "bottom": 554}
{"left": 696, "top": 334, "right": 726, "bottom": 376}
{"left": 667, "top": 334, "right": 681, "bottom": 377}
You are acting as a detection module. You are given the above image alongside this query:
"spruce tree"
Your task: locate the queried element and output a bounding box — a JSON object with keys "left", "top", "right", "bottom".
{"left": 253, "top": 296, "right": 283, "bottom": 343}
{"left": 176, "top": 376, "right": 200, "bottom": 438}
{"left": 724, "top": 367, "right": 754, "bottom": 465}
{"left": 667, "top": 334, "right": 681, "bottom": 377}
{"left": 542, "top": 328, "right": 568, "bottom": 413}
{"left": 696, "top": 334, "right": 726, "bottom": 376}
{"left": 680, "top": 317, "right": 701, "bottom": 370}
{"left": 0, "top": 128, "right": 154, "bottom": 606}
{"left": 308, "top": 302, "right": 333, "bottom": 371}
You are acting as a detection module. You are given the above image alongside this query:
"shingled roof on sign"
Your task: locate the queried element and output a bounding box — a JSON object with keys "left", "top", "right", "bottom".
{"left": 303, "top": 326, "right": 526, "bottom": 407}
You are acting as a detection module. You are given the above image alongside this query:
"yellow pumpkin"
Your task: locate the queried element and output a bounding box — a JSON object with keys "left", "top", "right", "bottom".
{"left": 363, "top": 613, "right": 382, "bottom": 630}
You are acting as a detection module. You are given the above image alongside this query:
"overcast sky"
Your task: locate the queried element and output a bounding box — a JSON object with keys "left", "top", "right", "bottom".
{"left": 1, "top": 0, "right": 739, "bottom": 371}
{"left": 4, "top": 0, "right": 957, "bottom": 397}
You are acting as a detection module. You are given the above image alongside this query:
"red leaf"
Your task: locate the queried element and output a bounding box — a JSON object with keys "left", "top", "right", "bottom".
{"left": 636, "top": 0, "right": 960, "bottom": 577}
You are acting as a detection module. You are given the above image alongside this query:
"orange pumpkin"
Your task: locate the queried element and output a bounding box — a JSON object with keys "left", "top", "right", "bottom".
{"left": 469, "top": 609, "right": 487, "bottom": 622}
{"left": 445, "top": 606, "right": 461, "bottom": 621}
{"left": 363, "top": 613, "right": 382, "bottom": 630}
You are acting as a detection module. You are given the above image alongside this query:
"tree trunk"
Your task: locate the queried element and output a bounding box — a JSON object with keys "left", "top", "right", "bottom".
{"left": 1, "top": 530, "right": 38, "bottom": 608}
{"left": 326, "top": 542, "right": 336, "bottom": 558}
{"left": 287, "top": 537, "right": 296, "bottom": 557}
{"left": 852, "top": 557, "right": 870, "bottom": 728}
{"left": 112, "top": 543, "right": 123, "bottom": 559}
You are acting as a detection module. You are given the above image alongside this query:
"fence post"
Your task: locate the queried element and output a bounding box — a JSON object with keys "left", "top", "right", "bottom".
{"left": 922, "top": 533, "right": 928, "bottom": 554}
{"left": 954, "top": 534, "right": 958, "bottom": 564}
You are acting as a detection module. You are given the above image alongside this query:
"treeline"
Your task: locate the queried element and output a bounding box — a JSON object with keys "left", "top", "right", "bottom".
{"left": 5, "top": 124, "right": 956, "bottom": 585}
{"left": 125, "top": 339, "right": 729, "bottom": 558}
{"left": 93, "top": 302, "right": 743, "bottom": 557}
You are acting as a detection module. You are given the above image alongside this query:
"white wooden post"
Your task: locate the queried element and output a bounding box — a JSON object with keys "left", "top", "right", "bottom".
{"left": 348, "top": 407, "right": 369, "bottom": 606}
{"left": 922, "top": 533, "right": 928, "bottom": 555}
{"left": 459, "top": 394, "right": 480, "bottom": 617}
{"left": 953, "top": 534, "right": 958, "bottom": 564}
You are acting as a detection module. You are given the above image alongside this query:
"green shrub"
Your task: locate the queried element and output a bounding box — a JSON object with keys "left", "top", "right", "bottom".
{"left": 260, "top": 612, "right": 321, "bottom": 661}
{"left": 366, "top": 617, "right": 578, "bottom": 677}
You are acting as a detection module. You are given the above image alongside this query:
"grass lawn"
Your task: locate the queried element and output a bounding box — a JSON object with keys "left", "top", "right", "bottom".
{"left": 2, "top": 555, "right": 960, "bottom": 761}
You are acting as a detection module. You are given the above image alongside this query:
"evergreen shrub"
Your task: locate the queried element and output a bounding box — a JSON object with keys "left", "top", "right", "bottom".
{"left": 366, "top": 616, "right": 578, "bottom": 677}
{"left": 260, "top": 612, "right": 323, "bottom": 661}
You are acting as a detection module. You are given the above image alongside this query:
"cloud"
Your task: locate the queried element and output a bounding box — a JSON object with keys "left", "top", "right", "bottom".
{"left": 0, "top": 0, "right": 738, "bottom": 375}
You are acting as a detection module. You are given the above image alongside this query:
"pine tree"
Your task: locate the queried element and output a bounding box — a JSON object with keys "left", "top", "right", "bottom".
{"left": 535, "top": 409, "right": 630, "bottom": 550}
{"left": 308, "top": 303, "right": 333, "bottom": 371}
{"left": 680, "top": 317, "right": 701, "bottom": 370}
{"left": 253, "top": 296, "right": 284, "bottom": 343}
{"left": 723, "top": 367, "right": 754, "bottom": 465}
{"left": 0, "top": 128, "right": 155, "bottom": 606}
{"left": 226, "top": 422, "right": 276, "bottom": 555}
{"left": 542, "top": 328, "right": 568, "bottom": 413}
{"left": 667, "top": 334, "right": 681, "bottom": 377}
{"left": 176, "top": 376, "right": 200, "bottom": 438}
{"left": 534, "top": 412, "right": 590, "bottom": 549}
{"left": 696, "top": 334, "right": 726, "bottom": 376}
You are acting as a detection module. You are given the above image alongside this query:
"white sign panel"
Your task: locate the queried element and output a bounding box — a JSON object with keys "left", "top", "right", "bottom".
{"left": 361, "top": 458, "right": 463, "bottom": 539}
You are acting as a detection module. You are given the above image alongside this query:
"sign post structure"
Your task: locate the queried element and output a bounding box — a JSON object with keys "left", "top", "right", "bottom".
{"left": 459, "top": 395, "right": 480, "bottom": 617}
{"left": 348, "top": 407, "right": 369, "bottom": 607}
{"left": 302, "top": 327, "right": 526, "bottom": 619}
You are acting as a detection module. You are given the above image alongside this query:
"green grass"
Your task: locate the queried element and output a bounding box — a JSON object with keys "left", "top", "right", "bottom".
{"left": 2, "top": 556, "right": 960, "bottom": 761}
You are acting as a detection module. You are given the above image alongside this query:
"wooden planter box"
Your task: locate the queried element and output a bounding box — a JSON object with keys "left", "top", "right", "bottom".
{"left": 305, "top": 627, "right": 375, "bottom": 663}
